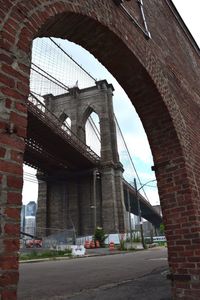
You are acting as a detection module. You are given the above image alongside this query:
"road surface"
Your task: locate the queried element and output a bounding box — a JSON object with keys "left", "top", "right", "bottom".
{"left": 18, "top": 248, "right": 171, "bottom": 299}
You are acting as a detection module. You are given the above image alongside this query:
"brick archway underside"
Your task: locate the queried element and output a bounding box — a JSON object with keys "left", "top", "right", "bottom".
{"left": 1, "top": 1, "right": 200, "bottom": 299}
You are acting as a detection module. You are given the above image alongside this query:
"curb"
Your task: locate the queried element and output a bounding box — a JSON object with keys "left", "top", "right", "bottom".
{"left": 19, "top": 250, "right": 135, "bottom": 264}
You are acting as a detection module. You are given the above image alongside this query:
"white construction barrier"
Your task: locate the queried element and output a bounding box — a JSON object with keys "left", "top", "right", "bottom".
{"left": 71, "top": 245, "right": 86, "bottom": 256}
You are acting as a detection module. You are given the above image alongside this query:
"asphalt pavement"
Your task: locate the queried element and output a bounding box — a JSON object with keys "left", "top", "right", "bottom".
{"left": 63, "top": 266, "right": 171, "bottom": 300}
{"left": 18, "top": 247, "right": 171, "bottom": 300}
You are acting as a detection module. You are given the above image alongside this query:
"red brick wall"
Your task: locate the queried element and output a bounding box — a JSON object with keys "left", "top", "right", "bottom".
{"left": 0, "top": 1, "right": 200, "bottom": 299}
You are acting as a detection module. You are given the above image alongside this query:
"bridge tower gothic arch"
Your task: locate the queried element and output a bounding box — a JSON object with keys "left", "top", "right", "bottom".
{"left": 36, "top": 80, "right": 126, "bottom": 236}
{"left": 1, "top": 0, "right": 200, "bottom": 299}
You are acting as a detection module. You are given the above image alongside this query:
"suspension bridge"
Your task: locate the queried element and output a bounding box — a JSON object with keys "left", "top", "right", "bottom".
{"left": 23, "top": 37, "right": 162, "bottom": 236}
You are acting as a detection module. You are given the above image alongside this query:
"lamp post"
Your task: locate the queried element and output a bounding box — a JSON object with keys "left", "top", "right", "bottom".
{"left": 91, "top": 169, "right": 101, "bottom": 233}
{"left": 134, "top": 178, "right": 156, "bottom": 249}
{"left": 92, "top": 169, "right": 97, "bottom": 231}
{"left": 127, "top": 188, "right": 133, "bottom": 249}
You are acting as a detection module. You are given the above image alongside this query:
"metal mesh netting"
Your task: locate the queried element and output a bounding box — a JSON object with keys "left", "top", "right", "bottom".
{"left": 30, "top": 37, "right": 95, "bottom": 97}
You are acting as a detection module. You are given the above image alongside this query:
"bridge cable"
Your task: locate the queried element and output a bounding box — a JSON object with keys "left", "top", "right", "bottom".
{"left": 31, "top": 63, "right": 69, "bottom": 91}
{"left": 49, "top": 37, "right": 97, "bottom": 82}
{"left": 87, "top": 112, "right": 150, "bottom": 201}
{"left": 114, "top": 114, "right": 150, "bottom": 202}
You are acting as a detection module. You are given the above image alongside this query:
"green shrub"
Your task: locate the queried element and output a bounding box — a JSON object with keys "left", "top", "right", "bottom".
{"left": 119, "top": 239, "right": 127, "bottom": 251}
{"left": 118, "top": 233, "right": 127, "bottom": 251}
{"left": 132, "top": 231, "right": 141, "bottom": 243}
{"left": 19, "top": 249, "right": 72, "bottom": 260}
{"left": 159, "top": 223, "right": 165, "bottom": 235}
{"left": 93, "top": 227, "right": 108, "bottom": 247}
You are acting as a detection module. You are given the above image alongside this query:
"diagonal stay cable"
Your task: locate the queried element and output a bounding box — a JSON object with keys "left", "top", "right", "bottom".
{"left": 49, "top": 37, "right": 97, "bottom": 82}
{"left": 31, "top": 62, "right": 69, "bottom": 91}
{"left": 114, "top": 114, "right": 150, "bottom": 202}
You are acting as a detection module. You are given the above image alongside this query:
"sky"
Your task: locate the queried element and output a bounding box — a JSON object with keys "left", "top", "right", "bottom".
{"left": 22, "top": 1, "right": 200, "bottom": 206}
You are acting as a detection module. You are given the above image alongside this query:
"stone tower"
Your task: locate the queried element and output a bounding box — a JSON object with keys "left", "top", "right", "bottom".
{"left": 36, "top": 80, "right": 127, "bottom": 236}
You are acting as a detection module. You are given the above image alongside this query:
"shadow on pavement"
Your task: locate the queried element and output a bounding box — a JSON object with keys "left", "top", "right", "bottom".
{"left": 65, "top": 266, "right": 171, "bottom": 300}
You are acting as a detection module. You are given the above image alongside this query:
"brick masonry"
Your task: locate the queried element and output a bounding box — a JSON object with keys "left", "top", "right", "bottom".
{"left": 0, "top": 0, "right": 200, "bottom": 299}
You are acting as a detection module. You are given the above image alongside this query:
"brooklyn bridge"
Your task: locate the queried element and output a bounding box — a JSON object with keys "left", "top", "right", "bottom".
{"left": 23, "top": 37, "right": 161, "bottom": 237}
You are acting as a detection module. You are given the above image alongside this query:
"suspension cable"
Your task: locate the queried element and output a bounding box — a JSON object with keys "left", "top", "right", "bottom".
{"left": 49, "top": 37, "right": 97, "bottom": 82}
{"left": 31, "top": 63, "right": 69, "bottom": 91}
{"left": 114, "top": 114, "right": 150, "bottom": 202}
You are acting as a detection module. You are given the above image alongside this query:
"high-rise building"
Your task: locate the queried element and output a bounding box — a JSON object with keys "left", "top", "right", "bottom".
{"left": 24, "top": 201, "right": 37, "bottom": 237}
{"left": 20, "top": 205, "right": 26, "bottom": 232}
{"left": 26, "top": 201, "right": 37, "bottom": 217}
{"left": 25, "top": 217, "right": 36, "bottom": 236}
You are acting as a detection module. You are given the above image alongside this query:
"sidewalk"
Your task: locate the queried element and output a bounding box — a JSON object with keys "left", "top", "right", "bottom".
{"left": 19, "top": 247, "right": 133, "bottom": 263}
{"left": 19, "top": 245, "right": 166, "bottom": 262}
{"left": 85, "top": 247, "right": 126, "bottom": 256}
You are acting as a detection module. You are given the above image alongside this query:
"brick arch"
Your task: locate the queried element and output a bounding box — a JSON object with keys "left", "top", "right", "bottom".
{"left": 1, "top": 1, "right": 200, "bottom": 299}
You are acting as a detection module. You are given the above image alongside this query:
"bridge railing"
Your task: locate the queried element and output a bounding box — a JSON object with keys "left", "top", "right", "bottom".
{"left": 26, "top": 93, "right": 100, "bottom": 164}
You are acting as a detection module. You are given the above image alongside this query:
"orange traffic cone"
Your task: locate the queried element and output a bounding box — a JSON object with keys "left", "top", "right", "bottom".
{"left": 90, "top": 240, "right": 95, "bottom": 248}
{"left": 84, "top": 240, "right": 90, "bottom": 249}
{"left": 109, "top": 241, "right": 115, "bottom": 251}
{"left": 95, "top": 240, "right": 100, "bottom": 248}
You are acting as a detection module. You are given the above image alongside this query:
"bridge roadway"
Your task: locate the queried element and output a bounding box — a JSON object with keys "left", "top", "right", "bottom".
{"left": 123, "top": 180, "right": 162, "bottom": 228}
{"left": 24, "top": 94, "right": 100, "bottom": 172}
{"left": 24, "top": 95, "right": 162, "bottom": 228}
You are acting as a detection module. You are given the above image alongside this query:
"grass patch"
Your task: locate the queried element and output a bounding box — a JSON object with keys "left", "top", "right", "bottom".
{"left": 20, "top": 249, "right": 72, "bottom": 261}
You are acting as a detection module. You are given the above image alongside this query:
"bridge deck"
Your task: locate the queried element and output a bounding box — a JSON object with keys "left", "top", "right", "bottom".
{"left": 24, "top": 97, "right": 100, "bottom": 171}
{"left": 123, "top": 180, "right": 162, "bottom": 228}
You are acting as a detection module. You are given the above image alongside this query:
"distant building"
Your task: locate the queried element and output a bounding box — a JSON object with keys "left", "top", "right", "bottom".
{"left": 24, "top": 201, "right": 37, "bottom": 237}
{"left": 26, "top": 201, "right": 37, "bottom": 217}
{"left": 125, "top": 212, "right": 138, "bottom": 232}
{"left": 131, "top": 214, "right": 140, "bottom": 230}
{"left": 20, "top": 205, "right": 26, "bottom": 232}
{"left": 25, "top": 217, "right": 36, "bottom": 237}
{"left": 141, "top": 205, "right": 162, "bottom": 237}
{"left": 142, "top": 221, "right": 153, "bottom": 237}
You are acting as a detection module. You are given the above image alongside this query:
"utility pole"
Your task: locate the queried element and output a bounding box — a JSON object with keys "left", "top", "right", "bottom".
{"left": 134, "top": 178, "right": 145, "bottom": 249}
{"left": 93, "top": 169, "right": 97, "bottom": 231}
{"left": 133, "top": 178, "right": 156, "bottom": 248}
{"left": 127, "top": 188, "right": 133, "bottom": 248}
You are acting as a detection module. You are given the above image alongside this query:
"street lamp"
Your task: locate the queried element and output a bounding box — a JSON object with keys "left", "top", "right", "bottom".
{"left": 134, "top": 178, "right": 156, "bottom": 249}
{"left": 91, "top": 169, "right": 101, "bottom": 232}
{"left": 127, "top": 188, "right": 133, "bottom": 249}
